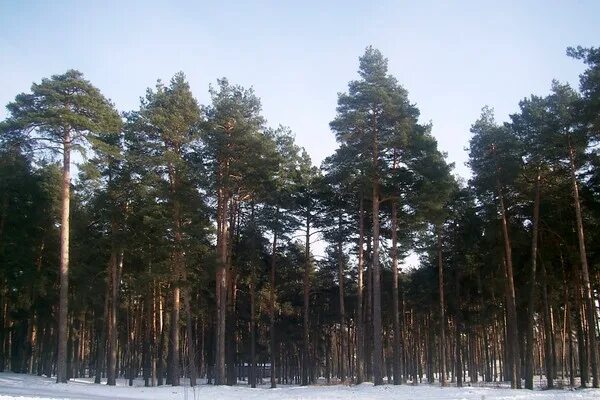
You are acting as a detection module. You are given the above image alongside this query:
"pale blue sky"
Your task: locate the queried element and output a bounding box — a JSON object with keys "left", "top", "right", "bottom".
{"left": 1, "top": 0, "right": 599, "bottom": 178}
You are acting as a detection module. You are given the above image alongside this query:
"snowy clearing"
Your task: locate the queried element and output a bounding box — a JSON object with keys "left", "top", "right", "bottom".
{"left": 0, "top": 373, "right": 599, "bottom": 400}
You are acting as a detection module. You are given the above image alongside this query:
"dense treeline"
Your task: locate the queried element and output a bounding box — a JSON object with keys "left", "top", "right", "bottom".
{"left": 0, "top": 46, "right": 599, "bottom": 389}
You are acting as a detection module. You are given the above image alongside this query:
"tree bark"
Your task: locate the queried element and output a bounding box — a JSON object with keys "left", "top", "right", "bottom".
{"left": 436, "top": 224, "right": 446, "bottom": 386}
{"left": 270, "top": 208, "right": 279, "bottom": 388}
{"left": 249, "top": 267, "right": 256, "bottom": 388}
{"left": 525, "top": 168, "right": 541, "bottom": 389}
{"left": 337, "top": 214, "right": 346, "bottom": 382}
{"left": 493, "top": 143, "right": 521, "bottom": 389}
{"left": 56, "top": 133, "right": 71, "bottom": 383}
{"left": 183, "top": 288, "right": 196, "bottom": 386}
{"left": 215, "top": 184, "right": 228, "bottom": 385}
{"left": 107, "top": 242, "right": 119, "bottom": 385}
{"left": 371, "top": 117, "right": 383, "bottom": 386}
{"left": 355, "top": 193, "right": 365, "bottom": 384}
{"left": 540, "top": 258, "right": 554, "bottom": 388}
{"left": 568, "top": 139, "right": 599, "bottom": 388}
{"left": 302, "top": 209, "right": 311, "bottom": 385}
{"left": 391, "top": 200, "right": 402, "bottom": 384}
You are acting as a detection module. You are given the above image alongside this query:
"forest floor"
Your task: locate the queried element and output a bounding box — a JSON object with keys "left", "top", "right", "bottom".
{"left": 0, "top": 373, "right": 599, "bottom": 400}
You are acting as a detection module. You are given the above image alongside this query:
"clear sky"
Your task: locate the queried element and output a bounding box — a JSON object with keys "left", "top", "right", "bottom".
{"left": 1, "top": 0, "right": 599, "bottom": 178}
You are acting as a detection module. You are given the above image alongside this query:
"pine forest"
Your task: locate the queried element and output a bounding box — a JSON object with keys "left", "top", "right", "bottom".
{"left": 2, "top": 45, "right": 600, "bottom": 392}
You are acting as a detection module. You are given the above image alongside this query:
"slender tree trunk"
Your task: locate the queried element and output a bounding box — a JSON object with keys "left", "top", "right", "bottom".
{"left": 337, "top": 214, "right": 346, "bottom": 382}
{"left": 215, "top": 184, "right": 228, "bottom": 385}
{"left": 157, "top": 287, "right": 166, "bottom": 386}
{"left": 391, "top": 200, "right": 401, "bottom": 385}
{"left": 170, "top": 282, "right": 181, "bottom": 386}
{"left": 371, "top": 120, "right": 383, "bottom": 386}
{"left": 355, "top": 193, "right": 365, "bottom": 384}
{"left": 302, "top": 209, "right": 311, "bottom": 385}
{"left": 107, "top": 243, "right": 119, "bottom": 385}
{"left": 249, "top": 268, "right": 256, "bottom": 388}
{"left": 454, "top": 266, "right": 463, "bottom": 389}
{"left": 493, "top": 144, "right": 521, "bottom": 388}
{"left": 540, "top": 258, "right": 554, "bottom": 388}
{"left": 95, "top": 279, "right": 109, "bottom": 384}
{"left": 436, "top": 223, "right": 446, "bottom": 386}
{"left": 225, "top": 200, "right": 238, "bottom": 386}
{"left": 143, "top": 285, "right": 152, "bottom": 387}
{"left": 270, "top": 209, "right": 279, "bottom": 388}
{"left": 568, "top": 140, "right": 599, "bottom": 388}
{"left": 183, "top": 288, "right": 196, "bottom": 386}
{"left": 56, "top": 133, "right": 71, "bottom": 383}
{"left": 525, "top": 168, "right": 541, "bottom": 389}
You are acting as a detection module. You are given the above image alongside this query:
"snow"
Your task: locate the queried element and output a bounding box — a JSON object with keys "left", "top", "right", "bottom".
{"left": 0, "top": 373, "right": 598, "bottom": 400}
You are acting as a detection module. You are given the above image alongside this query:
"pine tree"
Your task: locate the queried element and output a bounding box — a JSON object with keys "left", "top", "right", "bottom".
{"left": 1, "top": 71, "right": 120, "bottom": 382}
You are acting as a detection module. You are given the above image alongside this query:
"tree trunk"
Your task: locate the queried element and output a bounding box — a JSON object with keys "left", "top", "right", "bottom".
{"left": 391, "top": 200, "right": 401, "bottom": 385}
{"left": 107, "top": 244, "right": 119, "bottom": 385}
{"left": 493, "top": 144, "right": 521, "bottom": 388}
{"left": 106, "top": 219, "right": 120, "bottom": 386}
{"left": 183, "top": 288, "right": 196, "bottom": 386}
{"left": 56, "top": 133, "right": 71, "bottom": 383}
{"left": 302, "top": 209, "right": 311, "bottom": 385}
{"left": 249, "top": 268, "right": 256, "bottom": 388}
{"left": 540, "top": 258, "right": 554, "bottom": 388}
{"left": 568, "top": 139, "right": 599, "bottom": 388}
{"left": 525, "top": 168, "right": 541, "bottom": 389}
{"left": 371, "top": 120, "right": 383, "bottom": 386}
{"left": 355, "top": 193, "right": 365, "bottom": 384}
{"left": 270, "top": 209, "right": 279, "bottom": 388}
{"left": 215, "top": 185, "right": 228, "bottom": 385}
{"left": 337, "top": 214, "right": 346, "bottom": 382}
{"left": 454, "top": 262, "right": 463, "bottom": 388}
{"left": 436, "top": 224, "right": 446, "bottom": 386}
{"left": 95, "top": 278, "right": 109, "bottom": 384}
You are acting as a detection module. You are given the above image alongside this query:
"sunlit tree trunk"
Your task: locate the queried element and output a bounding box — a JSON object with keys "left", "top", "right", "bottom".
{"left": 371, "top": 116, "right": 383, "bottom": 386}
{"left": 355, "top": 193, "right": 365, "bottom": 384}
{"left": 56, "top": 132, "right": 71, "bottom": 383}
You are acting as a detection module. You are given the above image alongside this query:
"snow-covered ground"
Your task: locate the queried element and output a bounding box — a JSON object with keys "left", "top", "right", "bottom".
{"left": 0, "top": 373, "right": 598, "bottom": 400}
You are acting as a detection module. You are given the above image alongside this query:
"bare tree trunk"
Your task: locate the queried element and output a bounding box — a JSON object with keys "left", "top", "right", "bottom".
{"left": 454, "top": 263, "right": 463, "bottom": 389}
{"left": 56, "top": 133, "right": 71, "bottom": 383}
{"left": 249, "top": 268, "right": 256, "bottom": 388}
{"left": 157, "top": 287, "right": 166, "bottom": 386}
{"left": 371, "top": 121, "right": 383, "bottom": 386}
{"left": 391, "top": 200, "right": 401, "bottom": 385}
{"left": 302, "top": 209, "right": 311, "bottom": 386}
{"left": 143, "top": 285, "right": 152, "bottom": 387}
{"left": 568, "top": 140, "right": 599, "bottom": 388}
{"left": 493, "top": 144, "right": 521, "bottom": 388}
{"left": 540, "top": 257, "right": 554, "bottom": 388}
{"left": 107, "top": 243, "right": 119, "bottom": 385}
{"left": 525, "top": 168, "right": 541, "bottom": 389}
{"left": 215, "top": 185, "right": 228, "bottom": 385}
{"left": 170, "top": 285, "right": 180, "bottom": 386}
{"left": 270, "top": 209, "right": 279, "bottom": 388}
{"left": 355, "top": 193, "right": 365, "bottom": 384}
{"left": 95, "top": 280, "right": 109, "bottom": 384}
{"left": 337, "top": 214, "right": 346, "bottom": 382}
{"left": 436, "top": 224, "right": 446, "bottom": 386}
{"left": 183, "top": 288, "right": 196, "bottom": 386}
